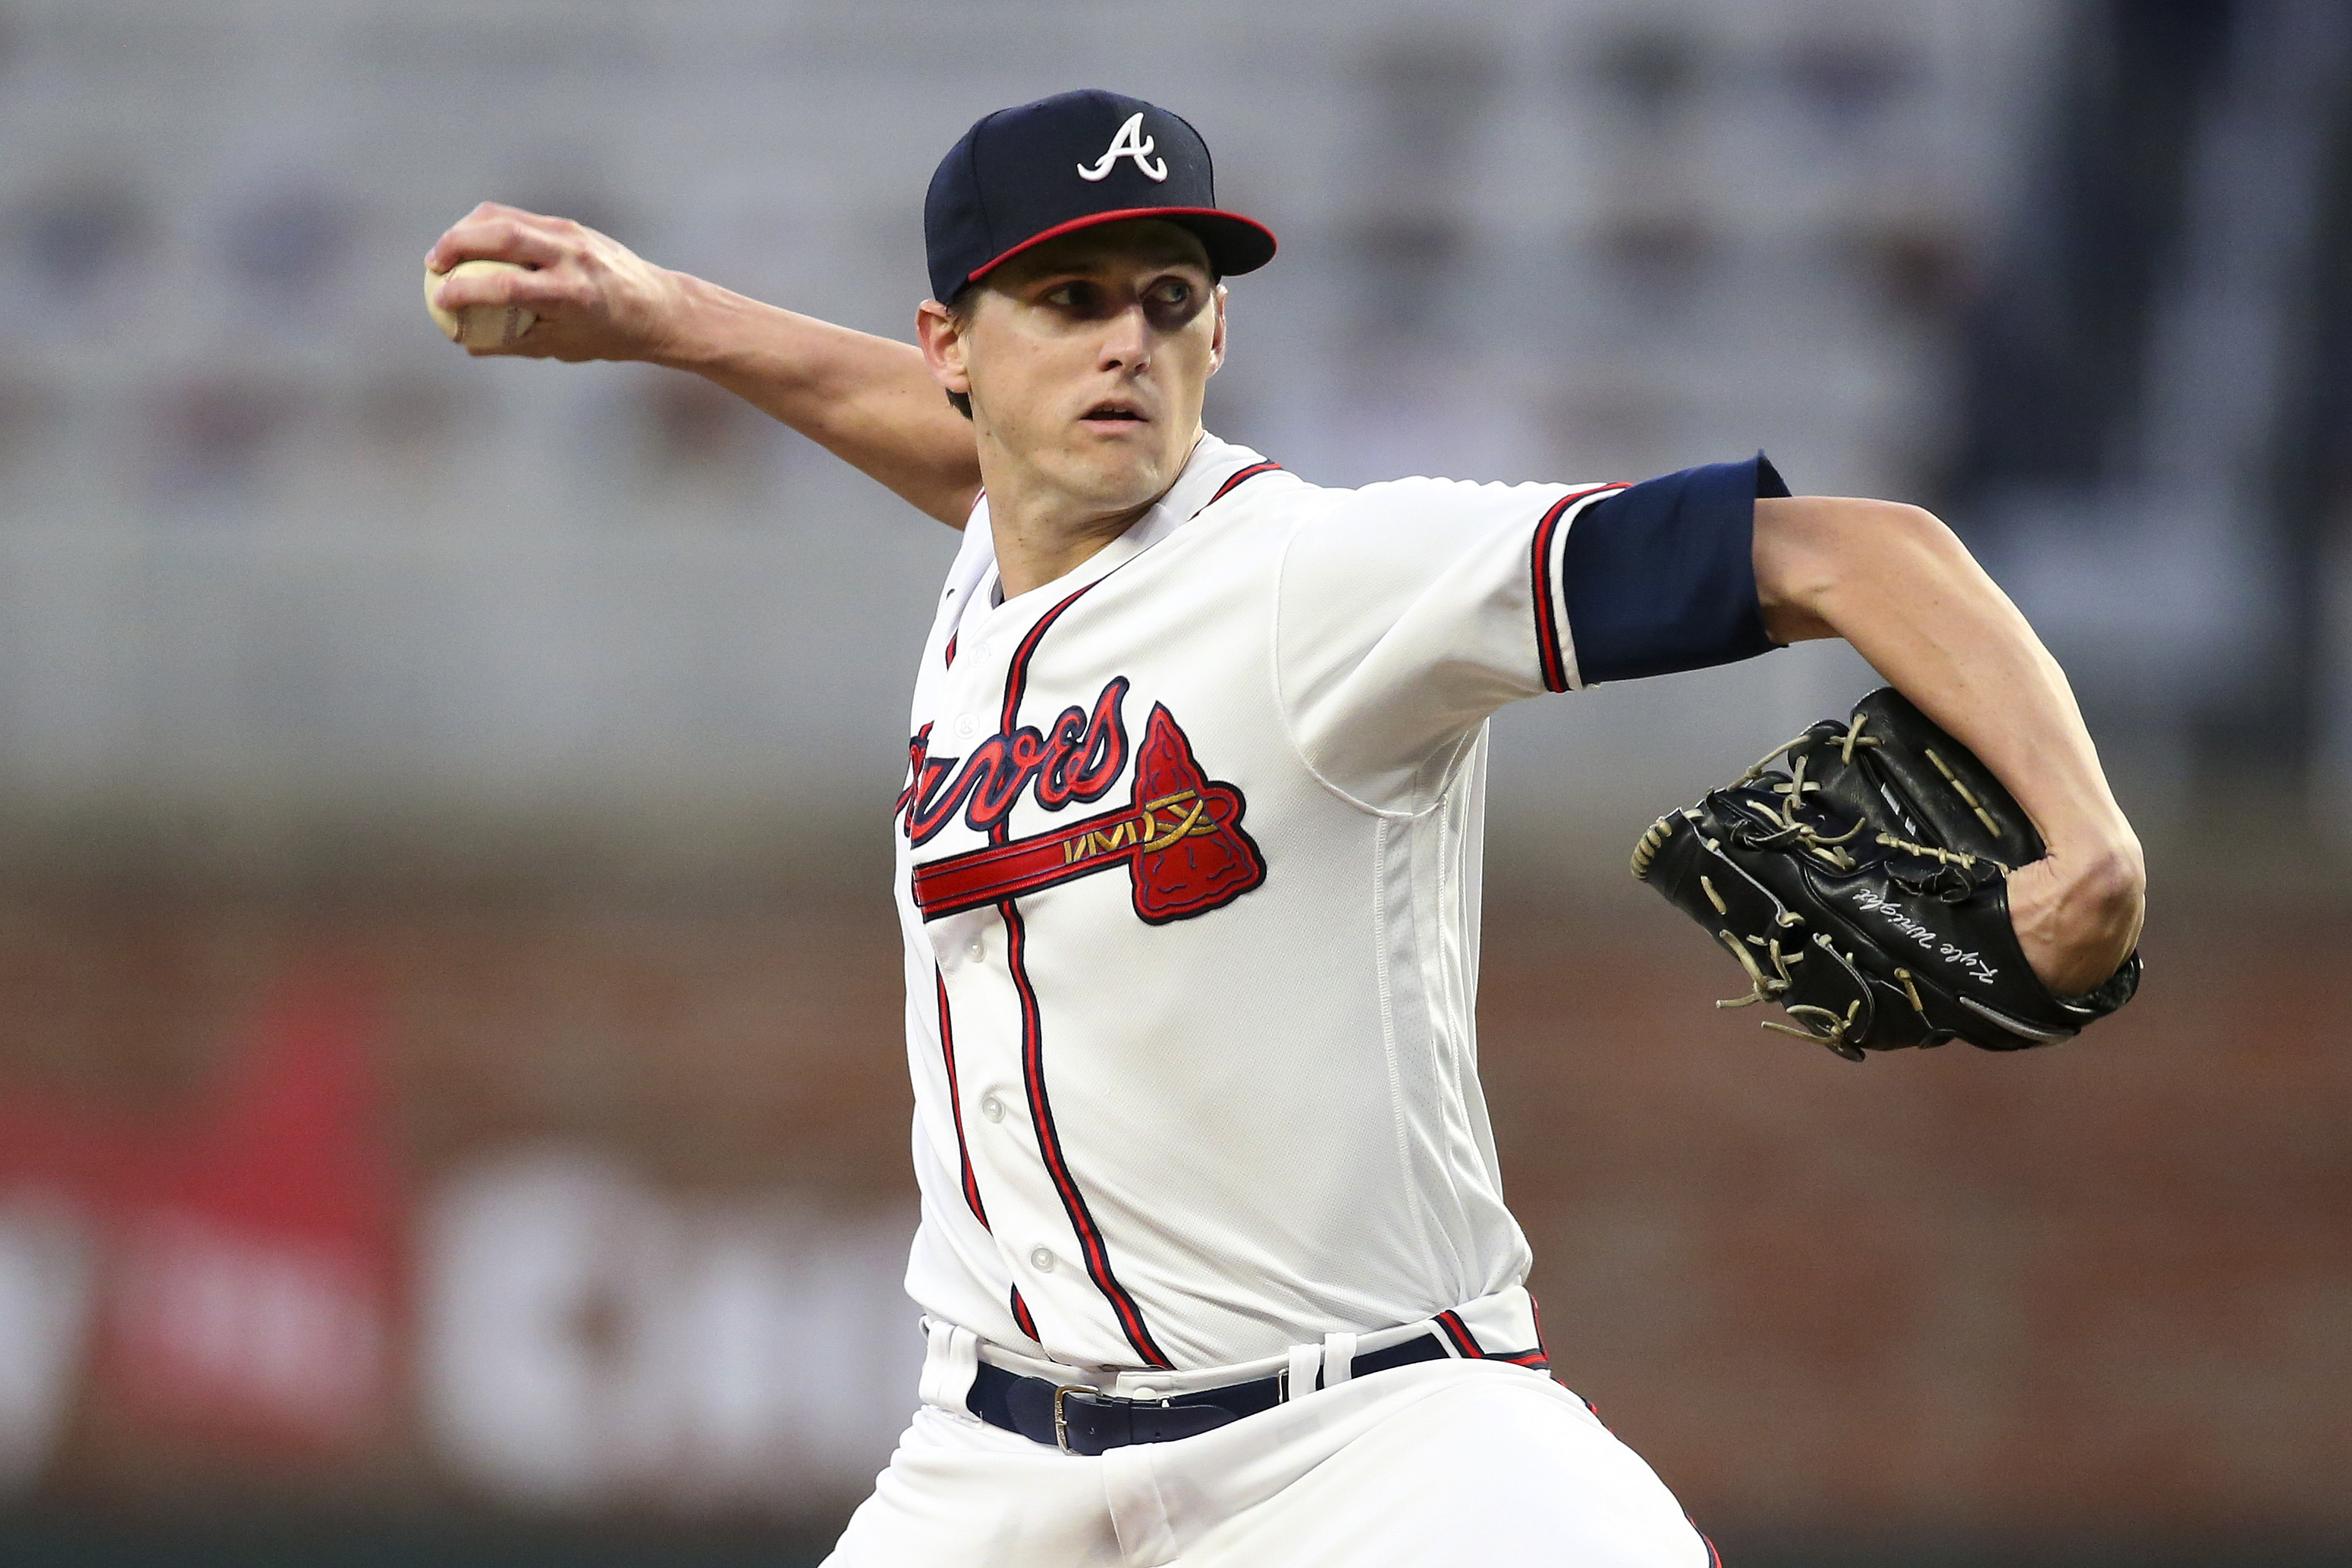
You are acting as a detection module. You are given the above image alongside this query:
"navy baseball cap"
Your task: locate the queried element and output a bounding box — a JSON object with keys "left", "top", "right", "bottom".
{"left": 924, "top": 89, "right": 1278, "bottom": 304}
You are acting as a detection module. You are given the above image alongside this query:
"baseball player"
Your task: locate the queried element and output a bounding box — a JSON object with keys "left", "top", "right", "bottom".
{"left": 428, "top": 89, "right": 2144, "bottom": 1566}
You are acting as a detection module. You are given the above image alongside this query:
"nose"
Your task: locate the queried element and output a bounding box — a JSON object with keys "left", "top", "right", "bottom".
{"left": 1096, "top": 298, "right": 1153, "bottom": 373}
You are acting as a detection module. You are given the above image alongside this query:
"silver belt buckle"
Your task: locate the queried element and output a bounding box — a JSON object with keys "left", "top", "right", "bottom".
{"left": 1052, "top": 1385, "right": 1088, "bottom": 1454}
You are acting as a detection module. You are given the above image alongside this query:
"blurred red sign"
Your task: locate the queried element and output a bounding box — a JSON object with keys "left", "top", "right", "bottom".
{"left": 0, "top": 965, "right": 398, "bottom": 1465}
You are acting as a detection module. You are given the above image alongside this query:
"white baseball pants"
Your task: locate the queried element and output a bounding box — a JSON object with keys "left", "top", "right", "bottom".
{"left": 821, "top": 1355, "right": 1715, "bottom": 1567}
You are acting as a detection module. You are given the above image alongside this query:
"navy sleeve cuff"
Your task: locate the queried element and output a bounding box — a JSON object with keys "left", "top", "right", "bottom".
{"left": 1554, "top": 452, "right": 1787, "bottom": 686}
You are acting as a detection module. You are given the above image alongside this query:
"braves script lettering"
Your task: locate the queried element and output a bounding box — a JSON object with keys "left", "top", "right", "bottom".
{"left": 905, "top": 689, "right": 1267, "bottom": 926}
{"left": 899, "top": 678, "right": 1129, "bottom": 846}
{"left": 1847, "top": 888, "right": 1999, "bottom": 984}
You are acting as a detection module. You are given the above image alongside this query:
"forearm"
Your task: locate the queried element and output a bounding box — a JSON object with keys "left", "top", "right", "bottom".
{"left": 653, "top": 274, "right": 981, "bottom": 526}
{"left": 1754, "top": 496, "right": 2144, "bottom": 986}
{"left": 1756, "top": 499, "right": 2114, "bottom": 846}
{"left": 428, "top": 203, "right": 983, "bottom": 527}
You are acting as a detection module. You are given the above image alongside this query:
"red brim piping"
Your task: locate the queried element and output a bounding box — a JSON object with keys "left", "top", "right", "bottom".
{"left": 964, "top": 206, "right": 1278, "bottom": 287}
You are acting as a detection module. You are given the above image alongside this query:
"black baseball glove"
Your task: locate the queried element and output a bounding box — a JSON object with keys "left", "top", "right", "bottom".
{"left": 1630, "top": 686, "right": 2140, "bottom": 1059}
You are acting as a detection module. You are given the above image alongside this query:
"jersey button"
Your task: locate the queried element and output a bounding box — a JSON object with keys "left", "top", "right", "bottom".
{"left": 966, "top": 937, "right": 986, "bottom": 963}
{"left": 1030, "top": 1247, "right": 1056, "bottom": 1272}
{"left": 953, "top": 714, "right": 981, "bottom": 740}
{"left": 980, "top": 1094, "right": 1006, "bottom": 1123}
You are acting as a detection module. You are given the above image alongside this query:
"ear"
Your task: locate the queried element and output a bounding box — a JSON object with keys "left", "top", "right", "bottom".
{"left": 915, "top": 299, "right": 972, "bottom": 398}
{"left": 1206, "top": 283, "right": 1228, "bottom": 377}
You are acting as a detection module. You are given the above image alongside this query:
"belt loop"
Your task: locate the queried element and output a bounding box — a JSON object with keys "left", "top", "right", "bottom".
{"left": 919, "top": 1318, "right": 981, "bottom": 1413}
{"left": 1283, "top": 1344, "right": 1321, "bottom": 1402}
{"left": 1320, "top": 1331, "right": 1358, "bottom": 1391}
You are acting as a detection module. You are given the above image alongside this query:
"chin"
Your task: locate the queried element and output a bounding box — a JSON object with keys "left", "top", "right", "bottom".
{"left": 1058, "top": 447, "right": 1176, "bottom": 511}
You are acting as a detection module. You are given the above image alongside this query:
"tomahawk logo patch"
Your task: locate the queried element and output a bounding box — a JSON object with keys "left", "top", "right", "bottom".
{"left": 902, "top": 683, "right": 1265, "bottom": 924}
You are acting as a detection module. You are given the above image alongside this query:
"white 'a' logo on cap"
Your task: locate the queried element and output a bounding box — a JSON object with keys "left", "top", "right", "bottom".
{"left": 1077, "top": 112, "right": 1169, "bottom": 183}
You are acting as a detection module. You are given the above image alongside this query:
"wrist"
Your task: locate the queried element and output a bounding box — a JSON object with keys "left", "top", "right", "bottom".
{"left": 644, "top": 270, "right": 737, "bottom": 373}
{"left": 2045, "top": 817, "right": 2142, "bottom": 881}
{"left": 2031, "top": 791, "right": 2141, "bottom": 872}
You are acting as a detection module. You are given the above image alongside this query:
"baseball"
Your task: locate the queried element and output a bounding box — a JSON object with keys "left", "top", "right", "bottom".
{"left": 424, "top": 258, "right": 537, "bottom": 350}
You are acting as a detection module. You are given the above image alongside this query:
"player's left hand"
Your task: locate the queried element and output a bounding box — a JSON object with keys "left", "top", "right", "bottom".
{"left": 425, "top": 202, "right": 694, "bottom": 363}
{"left": 1633, "top": 686, "right": 2142, "bottom": 1056}
{"left": 2003, "top": 834, "right": 2144, "bottom": 997}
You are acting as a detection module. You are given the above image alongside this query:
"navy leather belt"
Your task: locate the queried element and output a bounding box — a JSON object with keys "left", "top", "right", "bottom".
{"left": 967, "top": 1332, "right": 1457, "bottom": 1456}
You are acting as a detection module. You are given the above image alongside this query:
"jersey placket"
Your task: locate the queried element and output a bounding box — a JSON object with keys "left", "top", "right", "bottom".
{"left": 920, "top": 589, "right": 1041, "bottom": 1333}
{"left": 920, "top": 575, "right": 1173, "bottom": 1369}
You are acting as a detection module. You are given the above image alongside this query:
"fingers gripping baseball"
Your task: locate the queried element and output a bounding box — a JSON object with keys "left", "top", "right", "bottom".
{"left": 424, "top": 202, "right": 686, "bottom": 362}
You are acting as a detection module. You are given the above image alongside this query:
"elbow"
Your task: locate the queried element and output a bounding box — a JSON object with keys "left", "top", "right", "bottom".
{"left": 1754, "top": 496, "right": 1954, "bottom": 644}
{"left": 1834, "top": 497, "right": 1959, "bottom": 567}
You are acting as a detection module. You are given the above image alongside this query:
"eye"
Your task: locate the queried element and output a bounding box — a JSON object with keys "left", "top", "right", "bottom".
{"left": 1043, "top": 280, "right": 1100, "bottom": 312}
{"left": 1142, "top": 276, "right": 1209, "bottom": 331}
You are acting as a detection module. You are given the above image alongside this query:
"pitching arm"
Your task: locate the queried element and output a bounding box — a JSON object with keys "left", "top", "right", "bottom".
{"left": 1751, "top": 496, "right": 2146, "bottom": 994}
{"left": 427, "top": 203, "right": 983, "bottom": 527}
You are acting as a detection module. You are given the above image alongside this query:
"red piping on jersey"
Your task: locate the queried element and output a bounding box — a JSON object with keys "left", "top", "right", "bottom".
{"left": 1528, "top": 483, "right": 1627, "bottom": 693}
{"left": 988, "top": 460, "right": 1279, "bottom": 730}
{"left": 951, "top": 455, "right": 1278, "bottom": 1369}
{"left": 1435, "top": 1305, "right": 1549, "bottom": 1369}
{"left": 1003, "top": 901, "right": 1174, "bottom": 1369}
{"left": 1010, "top": 1286, "right": 1039, "bottom": 1342}
{"left": 934, "top": 968, "right": 987, "bottom": 1227}
{"left": 1433, "top": 1309, "right": 1484, "bottom": 1359}
{"left": 1206, "top": 459, "right": 1282, "bottom": 505}
{"left": 972, "top": 456, "right": 1278, "bottom": 737}
{"left": 986, "top": 565, "right": 1175, "bottom": 1370}
{"left": 1000, "top": 582, "right": 1099, "bottom": 741}
{"left": 943, "top": 631, "right": 959, "bottom": 668}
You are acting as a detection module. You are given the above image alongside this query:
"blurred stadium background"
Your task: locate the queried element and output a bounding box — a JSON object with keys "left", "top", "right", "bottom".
{"left": 0, "top": 0, "right": 2345, "bottom": 1563}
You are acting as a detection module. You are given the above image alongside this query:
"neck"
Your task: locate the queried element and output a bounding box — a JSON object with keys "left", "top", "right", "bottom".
{"left": 987, "top": 489, "right": 1158, "bottom": 601}
{"left": 978, "top": 431, "right": 1203, "bottom": 600}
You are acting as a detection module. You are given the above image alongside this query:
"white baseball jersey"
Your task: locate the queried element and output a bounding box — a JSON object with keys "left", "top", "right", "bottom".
{"left": 889, "top": 430, "right": 1661, "bottom": 1375}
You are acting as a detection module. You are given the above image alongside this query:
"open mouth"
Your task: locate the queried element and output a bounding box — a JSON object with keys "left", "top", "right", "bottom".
{"left": 1082, "top": 401, "right": 1147, "bottom": 425}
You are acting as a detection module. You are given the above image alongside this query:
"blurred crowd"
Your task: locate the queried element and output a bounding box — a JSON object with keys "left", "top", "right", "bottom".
{"left": 0, "top": 0, "right": 2078, "bottom": 885}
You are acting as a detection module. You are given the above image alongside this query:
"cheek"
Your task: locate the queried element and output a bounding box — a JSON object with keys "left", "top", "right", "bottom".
{"left": 1172, "top": 336, "right": 1220, "bottom": 401}
{"left": 1002, "top": 335, "right": 1088, "bottom": 403}
{"left": 972, "top": 347, "right": 1049, "bottom": 428}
